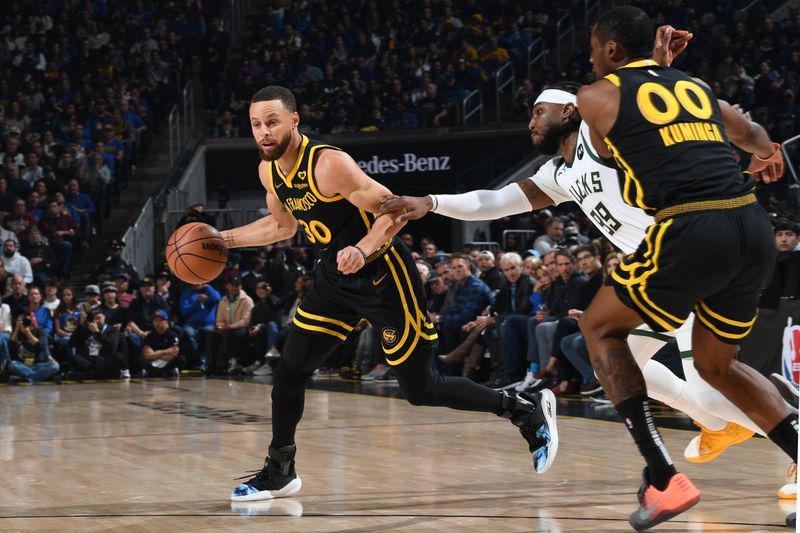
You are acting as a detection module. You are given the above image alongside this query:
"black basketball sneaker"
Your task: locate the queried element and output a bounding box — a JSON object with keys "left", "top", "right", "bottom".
{"left": 502, "top": 389, "right": 559, "bottom": 474}
{"left": 231, "top": 444, "right": 302, "bottom": 502}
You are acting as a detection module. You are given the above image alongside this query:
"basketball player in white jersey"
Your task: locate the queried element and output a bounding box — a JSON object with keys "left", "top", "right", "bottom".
{"left": 378, "top": 30, "right": 795, "bottom": 496}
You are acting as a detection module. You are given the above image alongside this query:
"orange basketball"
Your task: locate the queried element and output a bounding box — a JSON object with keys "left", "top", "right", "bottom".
{"left": 165, "top": 222, "right": 228, "bottom": 284}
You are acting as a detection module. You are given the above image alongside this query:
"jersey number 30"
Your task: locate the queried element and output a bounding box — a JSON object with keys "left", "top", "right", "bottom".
{"left": 298, "top": 219, "right": 332, "bottom": 244}
{"left": 636, "top": 80, "right": 712, "bottom": 125}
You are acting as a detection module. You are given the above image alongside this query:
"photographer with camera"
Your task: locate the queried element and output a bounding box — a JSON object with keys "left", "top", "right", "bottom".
{"left": 6, "top": 310, "right": 58, "bottom": 383}
{"left": 66, "top": 308, "right": 127, "bottom": 380}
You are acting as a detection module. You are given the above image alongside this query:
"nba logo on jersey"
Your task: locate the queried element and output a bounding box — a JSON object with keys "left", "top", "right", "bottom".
{"left": 781, "top": 317, "right": 800, "bottom": 385}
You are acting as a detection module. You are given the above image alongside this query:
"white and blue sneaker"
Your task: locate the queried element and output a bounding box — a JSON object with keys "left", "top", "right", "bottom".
{"left": 231, "top": 445, "right": 302, "bottom": 502}
{"left": 502, "top": 389, "right": 559, "bottom": 474}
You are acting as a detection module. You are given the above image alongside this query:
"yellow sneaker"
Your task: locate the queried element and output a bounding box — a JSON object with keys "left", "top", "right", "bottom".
{"left": 778, "top": 463, "right": 797, "bottom": 500}
{"left": 683, "top": 421, "right": 754, "bottom": 463}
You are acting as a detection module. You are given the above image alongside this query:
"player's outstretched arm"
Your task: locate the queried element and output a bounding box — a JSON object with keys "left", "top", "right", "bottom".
{"left": 377, "top": 177, "right": 555, "bottom": 224}
{"left": 718, "top": 101, "right": 784, "bottom": 183}
{"left": 220, "top": 164, "right": 298, "bottom": 249}
{"left": 314, "top": 150, "right": 407, "bottom": 274}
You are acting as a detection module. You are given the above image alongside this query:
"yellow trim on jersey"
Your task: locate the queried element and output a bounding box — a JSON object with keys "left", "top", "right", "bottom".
{"left": 358, "top": 209, "right": 373, "bottom": 231}
{"left": 390, "top": 247, "right": 436, "bottom": 330}
{"left": 604, "top": 136, "right": 653, "bottom": 212}
{"left": 307, "top": 144, "right": 345, "bottom": 202}
{"left": 296, "top": 307, "right": 354, "bottom": 331}
{"left": 266, "top": 164, "right": 278, "bottom": 198}
{"left": 380, "top": 252, "right": 437, "bottom": 365}
{"left": 694, "top": 307, "right": 754, "bottom": 340}
{"left": 612, "top": 220, "right": 685, "bottom": 330}
{"left": 604, "top": 73, "right": 620, "bottom": 87}
{"left": 697, "top": 300, "right": 756, "bottom": 328}
{"left": 616, "top": 223, "right": 660, "bottom": 280}
{"left": 273, "top": 135, "right": 310, "bottom": 188}
{"left": 619, "top": 59, "right": 659, "bottom": 69}
{"left": 292, "top": 316, "right": 348, "bottom": 341}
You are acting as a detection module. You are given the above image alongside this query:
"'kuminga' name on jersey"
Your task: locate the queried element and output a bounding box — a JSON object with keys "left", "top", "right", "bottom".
{"left": 532, "top": 121, "right": 653, "bottom": 255}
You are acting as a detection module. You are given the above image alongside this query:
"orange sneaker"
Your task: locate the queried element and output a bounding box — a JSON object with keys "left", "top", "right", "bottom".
{"left": 629, "top": 468, "right": 701, "bottom": 531}
{"left": 683, "top": 421, "right": 754, "bottom": 463}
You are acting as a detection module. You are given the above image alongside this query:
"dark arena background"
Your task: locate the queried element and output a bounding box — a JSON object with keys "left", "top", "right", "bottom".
{"left": 0, "top": 0, "right": 798, "bottom": 531}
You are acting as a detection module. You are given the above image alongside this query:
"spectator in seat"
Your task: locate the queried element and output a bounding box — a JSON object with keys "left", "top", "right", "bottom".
{"left": 208, "top": 276, "right": 253, "bottom": 375}
{"left": 114, "top": 272, "right": 135, "bottom": 308}
{"left": 548, "top": 244, "right": 604, "bottom": 395}
{"left": 5, "top": 275, "right": 28, "bottom": 319}
{"left": 0, "top": 295, "right": 12, "bottom": 377}
{"left": 42, "top": 278, "right": 60, "bottom": 312}
{"left": 141, "top": 310, "right": 183, "bottom": 378}
{"left": 242, "top": 280, "right": 283, "bottom": 375}
{"left": 53, "top": 286, "right": 79, "bottom": 363}
{"left": 126, "top": 276, "right": 167, "bottom": 362}
{"left": 79, "top": 284, "right": 102, "bottom": 318}
{"left": 65, "top": 178, "right": 95, "bottom": 244}
{"left": 38, "top": 199, "right": 77, "bottom": 278}
{"left": 430, "top": 254, "right": 494, "bottom": 355}
{"left": 67, "top": 308, "right": 127, "bottom": 380}
{"left": 527, "top": 249, "right": 588, "bottom": 393}
{"left": 2, "top": 239, "right": 32, "bottom": 288}
{"left": 533, "top": 217, "right": 564, "bottom": 256}
{"left": 476, "top": 250, "right": 505, "bottom": 292}
{"left": 155, "top": 270, "right": 177, "bottom": 316}
{"left": 20, "top": 152, "right": 44, "bottom": 187}
{"left": 25, "top": 286, "right": 53, "bottom": 337}
{"left": 98, "top": 281, "right": 127, "bottom": 333}
{"left": 3, "top": 198, "right": 38, "bottom": 246}
{"left": 7, "top": 312, "right": 58, "bottom": 383}
{"left": 179, "top": 282, "right": 221, "bottom": 371}
{"left": 22, "top": 227, "right": 56, "bottom": 287}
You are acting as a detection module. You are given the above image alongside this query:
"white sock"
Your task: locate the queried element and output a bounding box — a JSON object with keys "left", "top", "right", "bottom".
{"left": 680, "top": 359, "right": 764, "bottom": 436}
{"left": 641, "top": 359, "right": 729, "bottom": 431}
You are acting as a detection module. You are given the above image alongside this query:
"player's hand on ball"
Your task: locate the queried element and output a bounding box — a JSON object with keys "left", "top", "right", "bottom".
{"left": 748, "top": 144, "right": 784, "bottom": 184}
{"left": 378, "top": 195, "right": 432, "bottom": 223}
{"left": 337, "top": 246, "right": 366, "bottom": 274}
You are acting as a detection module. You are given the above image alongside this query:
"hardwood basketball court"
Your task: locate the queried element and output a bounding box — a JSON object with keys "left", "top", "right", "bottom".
{"left": 0, "top": 376, "right": 794, "bottom": 531}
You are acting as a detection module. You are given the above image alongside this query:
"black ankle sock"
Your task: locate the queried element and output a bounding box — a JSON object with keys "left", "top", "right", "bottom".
{"left": 615, "top": 395, "right": 676, "bottom": 490}
{"left": 767, "top": 414, "right": 799, "bottom": 462}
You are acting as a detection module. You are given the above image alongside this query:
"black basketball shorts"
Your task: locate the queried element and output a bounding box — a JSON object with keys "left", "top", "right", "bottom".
{"left": 611, "top": 202, "right": 776, "bottom": 344}
{"left": 290, "top": 239, "right": 437, "bottom": 365}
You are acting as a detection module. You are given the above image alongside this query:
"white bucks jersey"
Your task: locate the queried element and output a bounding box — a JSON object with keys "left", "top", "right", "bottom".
{"left": 532, "top": 121, "right": 653, "bottom": 254}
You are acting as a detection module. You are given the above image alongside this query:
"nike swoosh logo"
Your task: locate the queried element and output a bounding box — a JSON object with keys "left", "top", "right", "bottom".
{"left": 372, "top": 273, "right": 388, "bottom": 286}
{"left": 275, "top": 181, "right": 284, "bottom": 189}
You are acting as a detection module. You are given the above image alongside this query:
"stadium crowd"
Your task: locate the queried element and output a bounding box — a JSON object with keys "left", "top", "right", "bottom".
{"left": 0, "top": 0, "right": 233, "bottom": 382}
{"left": 0, "top": 0, "right": 797, "bottom": 390}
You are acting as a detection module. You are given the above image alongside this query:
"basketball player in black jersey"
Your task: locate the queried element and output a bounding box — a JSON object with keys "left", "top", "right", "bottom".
{"left": 577, "top": 7, "right": 797, "bottom": 530}
{"left": 219, "top": 86, "right": 558, "bottom": 502}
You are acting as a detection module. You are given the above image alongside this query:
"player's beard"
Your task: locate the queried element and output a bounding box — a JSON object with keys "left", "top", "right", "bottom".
{"left": 257, "top": 133, "right": 292, "bottom": 162}
{"left": 535, "top": 118, "right": 577, "bottom": 155}
{"left": 535, "top": 113, "right": 581, "bottom": 155}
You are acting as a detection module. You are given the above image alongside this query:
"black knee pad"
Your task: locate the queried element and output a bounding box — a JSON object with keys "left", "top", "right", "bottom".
{"left": 273, "top": 359, "right": 314, "bottom": 387}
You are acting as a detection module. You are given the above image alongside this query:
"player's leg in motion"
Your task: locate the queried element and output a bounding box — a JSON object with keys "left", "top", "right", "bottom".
{"left": 690, "top": 323, "right": 797, "bottom": 460}
{"left": 392, "top": 344, "right": 558, "bottom": 473}
{"left": 627, "top": 331, "right": 760, "bottom": 463}
{"left": 580, "top": 286, "right": 700, "bottom": 530}
{"left": 231, "top": 328, "right": 342, "bottom": 502}
{"left": 370, "top": 246, "right": 558, "bottom": 474}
